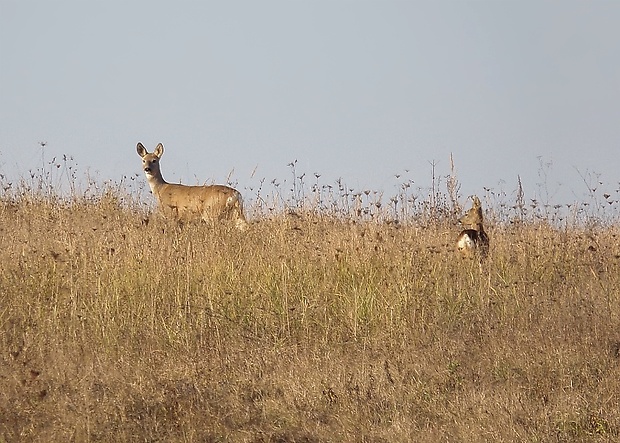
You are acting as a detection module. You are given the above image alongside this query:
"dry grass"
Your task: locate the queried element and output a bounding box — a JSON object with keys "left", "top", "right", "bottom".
{"left": 1, "top": 179, "right": 620, "bottom": 442}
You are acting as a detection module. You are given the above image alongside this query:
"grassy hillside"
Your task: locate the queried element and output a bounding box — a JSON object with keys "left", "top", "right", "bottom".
{"left": 1, "top": 179, "right": 620, "bottom": 442}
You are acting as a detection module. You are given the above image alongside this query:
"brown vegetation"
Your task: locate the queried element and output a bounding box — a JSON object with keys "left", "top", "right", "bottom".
{"left": 1, "top": 179, "right": 620, "bottom": 442}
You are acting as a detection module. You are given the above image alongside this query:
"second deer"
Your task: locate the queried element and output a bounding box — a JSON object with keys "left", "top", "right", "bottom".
{"left": 456, "top": 195, "right": 489, "bottom": 259}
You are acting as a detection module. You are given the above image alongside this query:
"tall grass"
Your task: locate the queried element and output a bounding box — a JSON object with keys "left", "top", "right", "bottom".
{"left": 1, "top": 161, "right": 620, "bottom": 442}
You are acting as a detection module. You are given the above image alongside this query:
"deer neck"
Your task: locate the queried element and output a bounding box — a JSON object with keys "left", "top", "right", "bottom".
{"left": 145, "top": 170, "right": 168, "bottom": 196}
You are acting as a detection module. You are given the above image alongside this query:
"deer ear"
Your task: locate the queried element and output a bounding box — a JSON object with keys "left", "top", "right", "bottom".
{"left": 154, "top": 143, "right": 164, "bottom": 158}
{"left": 137, "top": 142, "right": 147, "bottom": 157}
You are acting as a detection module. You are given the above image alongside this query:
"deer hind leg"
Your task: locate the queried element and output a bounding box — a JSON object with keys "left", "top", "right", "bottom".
{"left": 230, "top": 195, "right": 248, "bottom": 230}
{"left": 217, "top": 193, "right": 247, "bottom": 230}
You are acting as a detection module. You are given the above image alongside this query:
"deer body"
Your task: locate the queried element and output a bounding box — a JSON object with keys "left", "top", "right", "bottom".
{"left": 456, "top": 196, "right": 489, "bottom": 259}
{"left": 137, "top": 143, "right": 247, "bottom": 229}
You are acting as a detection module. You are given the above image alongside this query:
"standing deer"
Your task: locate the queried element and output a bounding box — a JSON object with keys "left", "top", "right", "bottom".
{"left": 456, "top": 195, "right": 489, "bottom": 259}
{"left": 136, "top": 142, "right": 247, "bottom": 229}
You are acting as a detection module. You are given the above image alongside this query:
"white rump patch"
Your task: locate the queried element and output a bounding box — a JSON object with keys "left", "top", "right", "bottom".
{"left": 457, "top": 234, "right": 474, "bottom": 251}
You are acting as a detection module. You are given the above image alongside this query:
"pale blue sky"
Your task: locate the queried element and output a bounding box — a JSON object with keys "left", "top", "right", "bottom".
{"left": 1, "top": 0, "right": 619, "bottom": 208}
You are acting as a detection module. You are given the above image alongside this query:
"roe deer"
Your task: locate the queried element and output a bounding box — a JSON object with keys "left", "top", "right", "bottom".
{"left": 136, "top": 142, "right": 247, "bottom": 229}
{"left": 456, "top": 195, "right": 489, "bottom": 259}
